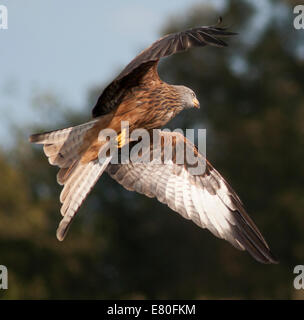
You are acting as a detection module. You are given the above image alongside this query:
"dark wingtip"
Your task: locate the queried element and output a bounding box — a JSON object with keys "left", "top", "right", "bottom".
{"left": 217, "top": 16, "right": 223, "bottom": 26}
{"left": 266, "top": 251, "right": 279, "bottom": 264}
{"left": 254, "top": 244, "right": 279, "bottom": 264}
{"left": 245, "top": 242, "right": 279, "bottom": 265}
{"left": 249, "top": 247, "right": 279, "bottom": 265}
{"left": 211, "top": 16, "right": 238, "bottom": 36}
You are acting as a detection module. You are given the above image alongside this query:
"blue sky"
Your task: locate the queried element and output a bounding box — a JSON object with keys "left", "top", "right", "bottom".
{"left": 0, "top": 0, "right": 227, "bottom": 146}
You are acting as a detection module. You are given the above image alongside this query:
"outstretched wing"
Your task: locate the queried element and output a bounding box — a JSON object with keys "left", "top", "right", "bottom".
{"left": 92, "top": 20, "right": 236, "bottom": 117}
{"left": 106, "top": 131, "right": 278, "bottom": 264}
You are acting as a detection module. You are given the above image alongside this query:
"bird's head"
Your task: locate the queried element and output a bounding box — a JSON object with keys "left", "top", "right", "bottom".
{"left": 175, "top": 85, "right": 200, "bottom": 110}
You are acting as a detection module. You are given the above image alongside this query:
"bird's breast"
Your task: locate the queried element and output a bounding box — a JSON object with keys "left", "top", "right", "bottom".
{"left": 113, "top": 84, "right": 182, "bottom": 129}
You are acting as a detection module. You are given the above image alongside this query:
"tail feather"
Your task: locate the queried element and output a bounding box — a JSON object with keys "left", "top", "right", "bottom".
{"left": 57, "top": 160, "right": 79, "bottom": 186}
{"left": 57, "top": 167, "right": 69, "bottom": 185}
{"left": 56, "top": 156, "right": 111, "bottom": 241}
{"left": 43, "top": 140, "right": 81, "bottom": 167}
{"left": 29, "top": 119, "right": 111, "bottom": 241}
{"left": 30, "top": 120, "right": 98, "bottom": 168}
{"left": 29, "top": 120, "right": 97, "bottom": 144}
{"left": 60, "top": 160, "right": 83, "bottom": 204}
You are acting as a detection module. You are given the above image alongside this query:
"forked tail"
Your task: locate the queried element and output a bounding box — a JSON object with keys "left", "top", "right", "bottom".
{"left": 29, "top": 119, "right": 111, "bottom": 240}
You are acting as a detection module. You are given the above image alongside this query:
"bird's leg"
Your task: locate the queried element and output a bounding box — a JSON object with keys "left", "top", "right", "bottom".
{"left": 116, "top": 128, "right": 127, "bottom": 148}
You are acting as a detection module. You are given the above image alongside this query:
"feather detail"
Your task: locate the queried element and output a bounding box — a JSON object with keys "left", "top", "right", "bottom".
{"left": 106, "top": 131, "right": 278, "bottom": 264}
{"left": 30, "top": 119, "right": 112, "bottom": 241}
{"left": 29, "top": 119, "right": 98, "bottom": 168}
{"left": 56, "top": 156, "right": 111, "bottom": 241}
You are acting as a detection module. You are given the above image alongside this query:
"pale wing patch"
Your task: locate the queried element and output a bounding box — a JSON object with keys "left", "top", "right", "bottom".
{"left": 106, "top": 139, "right": 277, "bottom": 264}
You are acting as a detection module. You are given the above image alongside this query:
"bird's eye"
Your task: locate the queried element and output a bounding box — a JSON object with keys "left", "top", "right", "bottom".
{"left": 192, "top": 92, "right": 195, "bottom": 97}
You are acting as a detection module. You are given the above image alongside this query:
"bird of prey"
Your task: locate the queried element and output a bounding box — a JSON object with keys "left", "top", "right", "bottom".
{"left": 30, "top": 20, "right": 278, "bottom": 264}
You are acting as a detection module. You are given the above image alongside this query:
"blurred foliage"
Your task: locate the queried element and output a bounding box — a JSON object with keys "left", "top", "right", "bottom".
{"left": 1, "top": 0, "right": 304, "bottom": 299}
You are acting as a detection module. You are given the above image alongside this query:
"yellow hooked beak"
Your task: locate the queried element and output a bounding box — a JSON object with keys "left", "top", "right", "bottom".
{"left": 193, "top": 97, "right": 200, "bottom": 109}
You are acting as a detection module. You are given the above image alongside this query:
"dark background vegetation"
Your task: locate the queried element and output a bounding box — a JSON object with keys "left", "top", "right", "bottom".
{"left": 1, "top": 0, "right": 304, "bottom": 299}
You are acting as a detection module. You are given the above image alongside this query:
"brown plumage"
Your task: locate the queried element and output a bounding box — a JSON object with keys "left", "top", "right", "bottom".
{"left": 29, "top": 20, "right": 278, "bottom": 264}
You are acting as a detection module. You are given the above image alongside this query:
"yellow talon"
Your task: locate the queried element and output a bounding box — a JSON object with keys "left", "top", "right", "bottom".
{"left": 116, "top": 128, "right": 127, "bottom": 148}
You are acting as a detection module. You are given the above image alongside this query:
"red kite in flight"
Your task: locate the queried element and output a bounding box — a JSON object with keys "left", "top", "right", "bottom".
{"left": 30, "top": 20, "right": 278, "bottom": 264}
